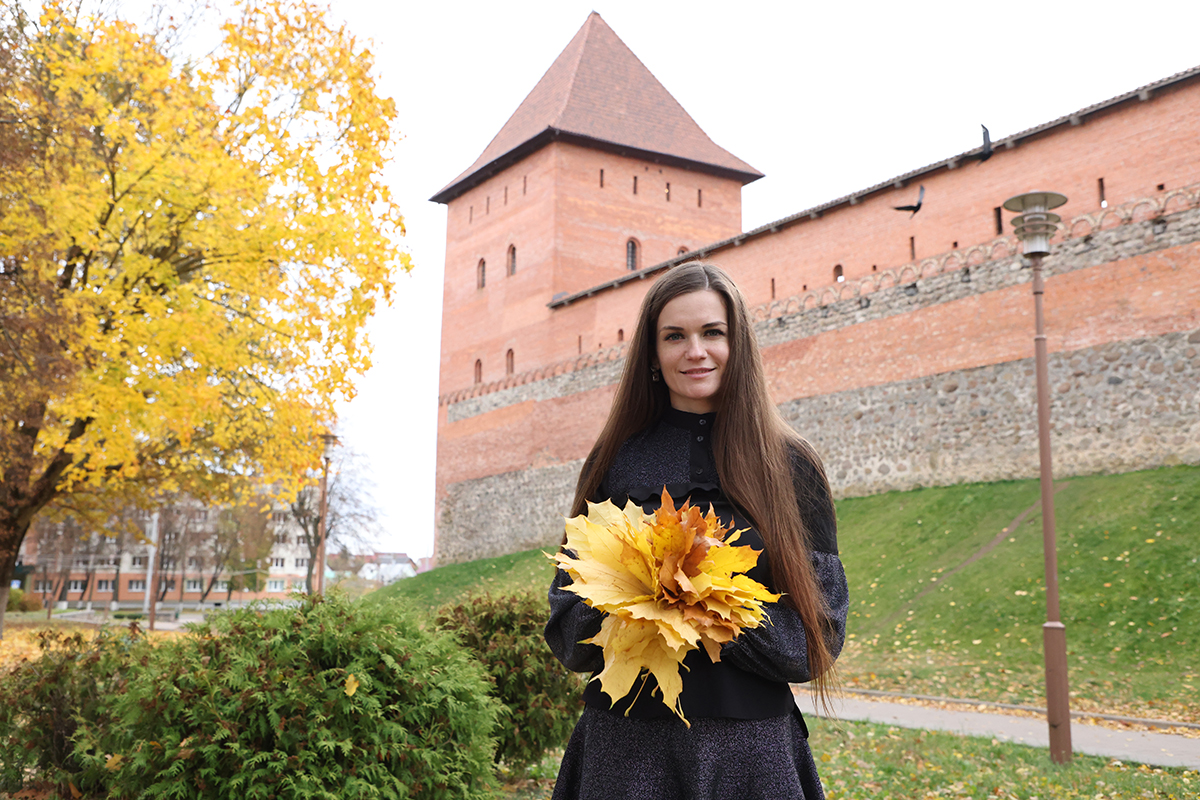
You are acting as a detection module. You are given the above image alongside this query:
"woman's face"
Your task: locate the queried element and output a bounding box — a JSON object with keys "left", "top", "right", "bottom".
{"left": 654, "top": 289, "right": 729, "bottom": 414}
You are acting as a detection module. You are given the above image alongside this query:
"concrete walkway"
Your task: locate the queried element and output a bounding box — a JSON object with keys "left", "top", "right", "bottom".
{"left": 796, "top": 693, "right": 1200, "bottom": 770}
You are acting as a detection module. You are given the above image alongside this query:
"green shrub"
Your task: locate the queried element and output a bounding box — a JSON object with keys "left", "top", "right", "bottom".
{"left": 5, "top": 587, "right": 43, "bottom": 612}
{"left": 0, "top": 626, "right": 143, "bottom": 797}
{"left": 77, "top": 592, "right": 501, "bottom": 800}
{"left": 435, "top": 591, "right": 584, "bottom": 776}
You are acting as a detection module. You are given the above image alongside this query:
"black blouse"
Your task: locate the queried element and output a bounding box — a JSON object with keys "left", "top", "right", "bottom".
{"left": 544, "top": 408, "right": 849, "bottom": 721}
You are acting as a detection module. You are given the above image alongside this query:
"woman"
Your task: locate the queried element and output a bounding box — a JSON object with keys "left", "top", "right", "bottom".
{"left": 545, "top": 262, "right": 848, "bottom": 799}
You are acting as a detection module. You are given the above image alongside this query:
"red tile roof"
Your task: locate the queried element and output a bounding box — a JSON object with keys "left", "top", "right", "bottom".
{"left": 431, "top": 13, "right": 763, "bottom": 203}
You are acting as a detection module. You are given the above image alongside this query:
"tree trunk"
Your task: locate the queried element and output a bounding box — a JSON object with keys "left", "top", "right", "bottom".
{"left": 0, "top": 544, "right": 19, "bottom": 641}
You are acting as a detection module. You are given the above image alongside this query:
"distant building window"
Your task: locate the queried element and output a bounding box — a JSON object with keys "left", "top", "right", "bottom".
{"left": 507, "top": 245, "right": 517, "bottom": 276}
{"left": 271, "top": 557, "right": 285, "bottom": 568}
{"left": 834, "top": 264, "right": 844, "bottom": 283}
{"left": 185, "top": 579, "right": 203, "bottom": 592}
{"left": 129, "top": 580, "right": 146, "bottom": 592}
{"left": 187, "top": 556, "right": 200, "bottom": 568}
{"left": 161, "top": 579, "right": 176, "bottom": 591}
{"left": 291, "top": 579, "right": 306, "bottom": 590}
{"left": 626, "top": 239, "right": 639, "bottom": 271}
{"left": 477, "top": 259, "right": 486, "bottom": 289}
{"left": 474, "top": 359, "right": 482, "bottom": 384}
{"left": 504, "top": 186, "right": 508, "bottom": 205}
{"left": 69, "top": 580, "right": 84, "bottom": 592}
{"left": 267, "top": 580, "right": 285, "bottom": 592}
{"left": 97, "top": 580, "right": 112, "bottom": 592}
{"left": 131, "top": 556, "right": 146, "bottom": 568}
{"left": 677, "top": 247, "right": 689, "bottom": 256}
{"left": 506, "top": 349, "right": 514, "bottom": 375}
{"left": 1098, "top": 177, "right": 1107, "bottom": 209}
{"left": 295, "top": 558, "right": 308, "bottom": 568}
{"left": 617, "top": 329, "right": 624, "bottom": 343}
{"left": 600, "top": 169, "right": 604, "bottom": 188}
{"left": 665, "top": 182, "right": 671, "bottom": 202}
{"left": 215, "top": 580, "right": 229, "bottom": 592}
{"left": 697, "top": 188, "right": 702, "bottom": 208}
{"left": 994, "top": 206, "right": 1003, "bottom": 235}
{"left": 633, "top": 175, "right": 638, "bottom": 195}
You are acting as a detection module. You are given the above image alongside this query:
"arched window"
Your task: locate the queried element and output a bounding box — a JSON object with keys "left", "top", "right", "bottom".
{"left": 477, "top": 259, "right": 486, "bottom": 289}
{"left": 833, "top": 264, "right": 844, "bottom": 283}
{"left": 507, "top": 245, "right": 516, "bottom": 276}
{"left": 626, "top": 239, "right": 639, "bottom": 271}
{"left": 505, "top": 349, "right": 514, "bottom": 375}
{"left": 677, "top": 246, "right": 689, "bottom": 256}
{"left": 474, "top": 359, "right": 482, "bottom": 384}
{"left": 617, "top": 329, "right": 624, "bottom": 343}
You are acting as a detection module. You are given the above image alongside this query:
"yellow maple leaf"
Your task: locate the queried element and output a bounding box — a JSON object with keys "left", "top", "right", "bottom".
{"left": 551, "top": 488, "right": 780, "bottom": 725}
{"left": 345, "top": 673, "right": 359, "bottom": 697}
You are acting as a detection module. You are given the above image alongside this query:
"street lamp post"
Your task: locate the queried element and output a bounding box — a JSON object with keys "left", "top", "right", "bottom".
{"left": 315, "top": 433, "right": 338, "bottom": 596}
{"left": 1003, "top": 191, "right": 1072, "bottom": 764}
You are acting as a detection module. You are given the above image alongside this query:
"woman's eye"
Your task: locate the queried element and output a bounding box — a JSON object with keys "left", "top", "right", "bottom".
{"left": 664, "top": 332, "right": 683, "bottom": 341}
{"left": 705, "top": 328, "right": 726, "bottom": 337}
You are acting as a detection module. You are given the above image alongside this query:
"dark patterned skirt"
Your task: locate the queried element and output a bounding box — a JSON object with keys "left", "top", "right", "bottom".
{"left": 551, "top": 706, "right": 825, "bottom": 800}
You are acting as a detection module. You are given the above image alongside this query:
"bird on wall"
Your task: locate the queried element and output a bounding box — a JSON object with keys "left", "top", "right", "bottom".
{"left": 893, "top": 184, "right": 925, "bottom": 218}
{"left": 960, "top": 124, "right": 994, "bottom": 164}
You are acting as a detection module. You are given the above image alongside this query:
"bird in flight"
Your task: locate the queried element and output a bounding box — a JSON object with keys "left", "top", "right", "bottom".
{"left": 960, "top": 124, "right": 994, "bottom": 164}
{"left": 894, "top": 184, "right": 925, "bottom": 218}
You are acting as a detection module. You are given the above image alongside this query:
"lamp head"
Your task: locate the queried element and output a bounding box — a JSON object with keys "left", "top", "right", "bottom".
{"left": 320, "top": 433, "right": 339, "bottom": 461}
{"left": 1003, "top": 191, "right": 1068, "bottom": 256}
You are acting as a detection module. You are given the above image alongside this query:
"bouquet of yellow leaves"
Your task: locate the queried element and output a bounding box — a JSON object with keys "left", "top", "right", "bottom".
{"left": 550, "top": 488, "right": 780, "bottom": 726}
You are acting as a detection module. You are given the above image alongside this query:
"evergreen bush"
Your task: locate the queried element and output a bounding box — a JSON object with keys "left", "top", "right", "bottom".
{"left": 0, "top": 626, "right": 142, "bottom": 796}
{"left": 77, "top": 592, "right": 501, "bottom": 800}
{"left": 435, "top": 591, "right": 584, "bottom": 775}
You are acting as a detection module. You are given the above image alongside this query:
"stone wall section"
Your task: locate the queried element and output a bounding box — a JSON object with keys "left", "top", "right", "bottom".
{"left": 438, "top": 328, "right": 1200, "bottom": 564}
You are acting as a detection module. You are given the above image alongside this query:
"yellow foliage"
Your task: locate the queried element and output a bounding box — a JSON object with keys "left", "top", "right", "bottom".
{"left": 551, "top": 488, "right": 780, "bottom": 725}
{"left": 345, "top": 672, "right": 359, "bottom": 697}
{"left": 0, "top": 0, "right": 407, "bottom": 530}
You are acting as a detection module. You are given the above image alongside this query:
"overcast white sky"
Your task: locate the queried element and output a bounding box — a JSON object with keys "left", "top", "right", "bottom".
{"left": 317, "top": 0, "right": 1199, "bottom": 559}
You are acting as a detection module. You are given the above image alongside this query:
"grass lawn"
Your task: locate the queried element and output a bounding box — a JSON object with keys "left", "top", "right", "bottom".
{"left": 374, "top": 464, "right": 1199, "bottom": 722}
{"left": 500, "top": 718, "right": 1198, "bottom": 800}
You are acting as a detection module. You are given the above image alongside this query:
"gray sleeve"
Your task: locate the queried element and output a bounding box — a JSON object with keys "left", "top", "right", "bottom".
{"left": 718, "top": 550, "right": 849, "bottom": 684}
{"left": 544, "top": 566, "right": 606, "bottom": 674}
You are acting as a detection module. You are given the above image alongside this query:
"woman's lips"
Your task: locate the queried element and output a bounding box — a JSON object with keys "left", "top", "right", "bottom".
{"left": 682, "top": 368, "right": 714, "bottom": 377}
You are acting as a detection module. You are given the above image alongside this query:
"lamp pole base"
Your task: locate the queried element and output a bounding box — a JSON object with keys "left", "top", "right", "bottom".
{"left": 1043, "top": 621, "right": 1073, "bottom": 763}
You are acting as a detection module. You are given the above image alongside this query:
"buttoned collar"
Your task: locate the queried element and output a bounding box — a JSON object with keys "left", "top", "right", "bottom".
{"left": 661, "top": 406, "right": 716, "bottom": 431}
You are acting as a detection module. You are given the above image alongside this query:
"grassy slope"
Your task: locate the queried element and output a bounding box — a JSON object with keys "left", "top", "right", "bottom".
{"left": 372, "top": 465, "right": 1199, "bottom": 719}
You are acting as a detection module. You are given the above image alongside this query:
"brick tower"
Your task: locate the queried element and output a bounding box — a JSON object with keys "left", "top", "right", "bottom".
{"left": 431, "top": 12, "right": 763, "bottom": 394}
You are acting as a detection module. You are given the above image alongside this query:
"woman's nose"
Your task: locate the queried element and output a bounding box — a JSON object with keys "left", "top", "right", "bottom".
{"left": 686, "top": 336, "right": 706, "bottom": 358}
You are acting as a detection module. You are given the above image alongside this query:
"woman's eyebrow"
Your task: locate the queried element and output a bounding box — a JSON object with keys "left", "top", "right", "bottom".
{"left": 659, "top": 321, "right": 726, "bottom": 331}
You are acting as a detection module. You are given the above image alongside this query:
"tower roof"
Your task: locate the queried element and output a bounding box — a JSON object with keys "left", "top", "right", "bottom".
{"left": 430, "top": 12, "right": 763, "bottom": 204}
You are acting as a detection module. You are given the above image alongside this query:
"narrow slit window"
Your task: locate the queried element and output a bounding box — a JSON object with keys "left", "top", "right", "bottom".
{"left": 1098, "top": 177, "right": 1107, "bottom": 209}
{"left": 633, "top": 176, "right": 638, "bottom": 195}
{"left": 504, "top": 187, "right": 508, "bottom": 205}
{"left": 477, "top": 259, "right": 486, "bottom": 289}
{"left": 952, "top": 241, "right": 958, "bottom": 249}
{"left": 577, "top": 335, "right": 582, "bottom": 354}
{"left": 665, "top": 182, "right": 671, "bottom": 202}
{"left": 833, "top": 264, "right": 844, "bottom": 283}
{"left": 505, "top": 349, "right": 514, "bottom": 376}
{"left": 469, "top": 206, "right": 473, "bottom": 223}
{"left": 474, "top": 359, "right": 482, "bottom": 384}
{"left": 909, "top": 236, "right": 916, "bottom": 261}
{"left": 486, "top": 196, "right": 490, "bottom": 214}
{"left": 770, "top": 278, "right": 776, "bottom": 299}
{"left": 697, "top": 188, "right": 702, "bottom": 208}
{"left": 600, "top": 169, "right": 604, "bottom": 188}
{"left": 626, "top": 239, "right": 639, "bottom": 271}
{"left": 617, "top": 328, "right": 624, "bottom": 343}
{"left": 507, "top": 245, "right": 516, "bottom": 276}
{"left": 523, "top": 175, "right": 527, "bottom": 195}
{"left": 994, "top": 206, "right": 1003, "bottom": 235}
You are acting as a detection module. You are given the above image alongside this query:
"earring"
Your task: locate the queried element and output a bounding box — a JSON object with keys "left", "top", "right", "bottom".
{"left": 651, "top": 367, "right": 661, "bottom": 382}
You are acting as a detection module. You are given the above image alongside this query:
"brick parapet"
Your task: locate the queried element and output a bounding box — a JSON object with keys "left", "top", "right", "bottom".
{"left": 441, "top": 187, "right": 1200, "bottom": 419}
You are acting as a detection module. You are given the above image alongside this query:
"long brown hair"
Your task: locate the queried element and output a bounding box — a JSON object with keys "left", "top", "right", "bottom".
{"left": 570, "top": 262, "right": 839, "bottom": 696}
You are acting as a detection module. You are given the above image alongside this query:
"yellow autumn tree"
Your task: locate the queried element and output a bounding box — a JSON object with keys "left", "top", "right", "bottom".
{"left": 0, "top": 0, "right": 407, "bottom": 636}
